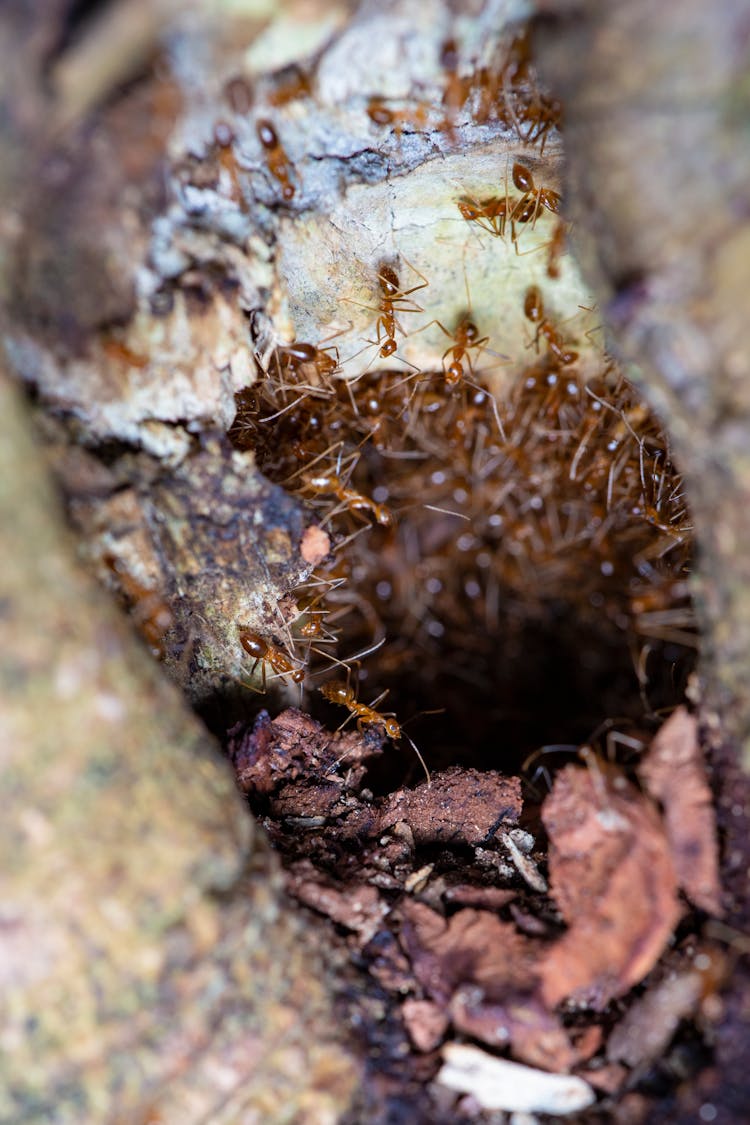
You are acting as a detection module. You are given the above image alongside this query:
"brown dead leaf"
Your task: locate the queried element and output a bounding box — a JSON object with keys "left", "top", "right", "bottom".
{"left": 539, "top": 764, "right": 681, "bottom": 1009}
{"left": 450, "top": 986, "right": 579, "bottom": 1072}
{"left": 397, "top": 901, "right": 578, "bottom": 1069}
{"left": 639, "top": 707, "right": 723, "bottom": 916}
{"left": 399, "top": 902, "right": 537, "bottom": 1004}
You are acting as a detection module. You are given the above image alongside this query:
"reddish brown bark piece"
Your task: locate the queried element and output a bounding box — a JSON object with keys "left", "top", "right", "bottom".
{"left": 300, "top": 523, "right": 331, "bottom": 565}
{"left": 286, "top": 861, "right": 388, "bottom": 942}
{"left": 639, "top": 708, "right": 723, "bottom": 916}
{"left": 379, "top": 767, "right": 522, "bottom": 846}
{"left": 442, "top": 884, "right": 517, "bottom": 911}
{"left": 228, "top": 708, "right": 382, "bottom": 795}
{"left": 539, "top": 764, "right": 681, "bottom": 1010}
{"left": 402, "top": 998, "right": 450, "bottom": 1053}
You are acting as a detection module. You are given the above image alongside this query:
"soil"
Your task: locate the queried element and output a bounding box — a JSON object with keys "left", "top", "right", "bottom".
{"left": 225, "top": 700, "right": 750, "bottom": 1123}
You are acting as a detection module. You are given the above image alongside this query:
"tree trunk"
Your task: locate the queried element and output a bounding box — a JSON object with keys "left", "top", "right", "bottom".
{"left": 2, "top": 0, "right": 748, "bottom": 1120}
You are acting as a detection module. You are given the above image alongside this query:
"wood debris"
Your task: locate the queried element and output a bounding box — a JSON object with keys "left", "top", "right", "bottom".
{"left": 639, "top": 707, "right": 723, "bottom": 915}
{"left": 436, "top": 1043, "right": 596, "bottom": 1115}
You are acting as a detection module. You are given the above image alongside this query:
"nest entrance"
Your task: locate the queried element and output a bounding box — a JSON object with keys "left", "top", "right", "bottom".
{"left": 229, "top": 360, "right": 695, "bottom": 784}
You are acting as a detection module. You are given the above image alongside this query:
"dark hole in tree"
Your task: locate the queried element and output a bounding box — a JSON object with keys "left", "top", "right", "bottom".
{"left": 222, "top": 359, "right": 696, "bottom": 790}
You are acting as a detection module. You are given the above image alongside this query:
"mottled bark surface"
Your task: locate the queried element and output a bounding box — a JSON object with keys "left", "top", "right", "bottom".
{"left": 535, "top": 0, "right": 750, "bottom": 765}
{"left": 0, "top": 368, "right": 358, "bottom": 1122}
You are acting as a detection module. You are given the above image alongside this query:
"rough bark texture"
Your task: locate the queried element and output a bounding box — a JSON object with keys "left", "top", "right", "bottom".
{"left": 534, "top": 0, "right": 750, "bottom": 765}
{"left": 0, "top": 366, "right": 358, "bottom": 1121}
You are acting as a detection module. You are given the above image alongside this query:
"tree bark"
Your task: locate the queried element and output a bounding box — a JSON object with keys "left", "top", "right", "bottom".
{"left": 535, "top": 0, "right": 750, "bottom": 766}
{"left": 2, "top": 0, "right": 749, "bottom": 1119}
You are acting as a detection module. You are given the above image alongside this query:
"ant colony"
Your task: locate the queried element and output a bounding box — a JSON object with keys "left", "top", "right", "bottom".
{"left": 224, "top": 28, "right": 695, "bottom": 786}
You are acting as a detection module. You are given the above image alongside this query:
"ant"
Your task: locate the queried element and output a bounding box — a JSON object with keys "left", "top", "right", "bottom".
{"left": 345, "top": 260, "right": 428, "bottom": 367}
{"left": 374, "top": 261, "right": 428, "bottom": 358}
{"left": 319, "top": 676, "right": 431, "bottom": 783}
{"left": 276, "top": 340, "right": 340, "bottom": 381}
{"left": 306, "top": 467, "right": 393, "bottom": 528}
{"left": 239, "top": 628, "right": 305, "bottom": 689}
{"left": 436, "top": 315, "right": 490, "bottom": 387}
{"left": 367, "top": 97, "right": 395, "bottom": 126}
{"left": 511, "top": 161, "right": 561, "bottom": 223}
{"left": 268, "top": 63, "right": 312, "bottom": 107}
{"left": 523, "top": 285, "right": 578, "bottom": 366}
{"left": 291, "top": 442, "right": 394, "bottom": 528}
{"left": 456, "top": 194, "right": 508, "bottom": 239}
{"left": 256, "top": 118, "right": 296, "bottom": 201}
{"left": 366, "top": 96, "right": 428, "bottom": 136}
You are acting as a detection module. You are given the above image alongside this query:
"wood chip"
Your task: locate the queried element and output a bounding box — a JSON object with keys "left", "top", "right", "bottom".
{"left": 639, "top": 707, "right": 723, "bottom": 915}
{"left": 436, "top": 1043, "right": 596, "bottom": 1115}
{"left": 606, "top": 968, "right": 703, "bottom": 1067}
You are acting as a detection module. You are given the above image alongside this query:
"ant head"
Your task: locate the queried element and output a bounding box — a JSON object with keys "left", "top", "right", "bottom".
{"left": 524, "top": 286, "right": 544, "bottom": 322}
{"left": 461, "top": 319, "right": 480, "bottom": 343}
{"left": 239, "top": 629, "right": 265, "bottom": 658}
{"left": 383, "top": 717, "right": 401, "bottom": 739}
{"left": 282, "top": 341, "right": 317, "bottom": 363}
{"left": 380, "top": 339, "right": 397, "bottom": 358}
{"left": 256, "top": 119, "right": 277, "bottom": 149}
{"left": 446, "top": 362, "right": 463, "bottom": 386}
{"left": 457, "top": 198, "right": 482, "bottom": 221}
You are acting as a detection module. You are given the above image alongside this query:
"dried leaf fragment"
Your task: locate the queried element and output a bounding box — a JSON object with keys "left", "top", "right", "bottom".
{"left": 639, "top": 707, "right": 723, "bottom": 915}
{"left": 399, "top": 901, "right": 537, "bottom": 1005}
{"left": 539, "top": 764, "right": 681, "bottom": 1009}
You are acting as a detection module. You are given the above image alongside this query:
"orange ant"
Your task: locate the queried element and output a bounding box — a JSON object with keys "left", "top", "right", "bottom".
{"left": 306, "top": 467, "right": 394, "bottom": 528}
{"left": 225, "top": 76, "right": 253, "bottom": 115}
{"left": 319, "top": 677, "right": 431, "bottom": 782}
{"left": 366, "top": 96, "right": 428, "bottom": 136}
{"left": 373, "top": 261, "right": 428, "bottom": 359}
{"left": 268, "top": 63, "right": 312, "bottom": 107}
{"left": 456, "top": 194, "right": 508, "bottom": 239}
{"left": 546, "top": 220, "right": 566, "bottom": 279}
{"left": 511, "top": 161, "right": 561, "bottom": 223}
{"left": 239, "top": 628, "right": 305, "bottom": 689}
{"left": 276, "top": 340, "right": 340, "bottom": 381}
{"left": 256, "top": 118, "right": 296, "bottom": 201}
{"left": 212, "top": 121, "right": 248, "bottom": 210}
{"left": 344, "top": 260, "right": 428, "bottom": 368}
{"left": 437, "top": 315, "right": 490, "bottom": 387}
{"left": 367, "top": 97, "right": 395, "bottom": 126}
{"left": 523, "top": 285, "right": 578, "bottom": 366}
{"left": 291, "top": 442, "right": 394, "bottom": 528}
